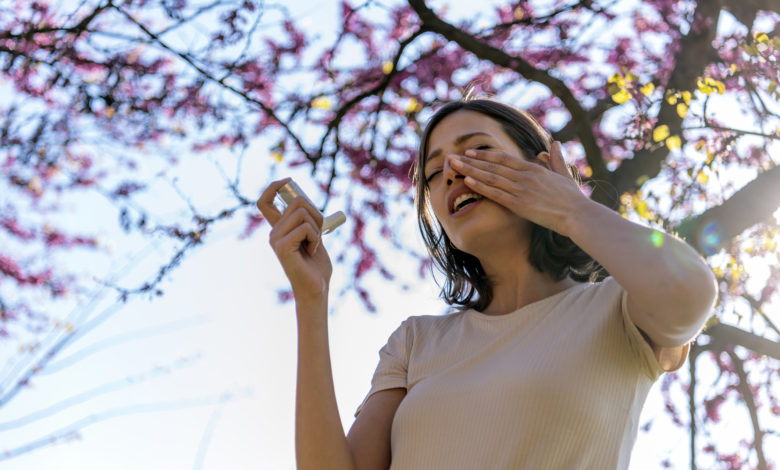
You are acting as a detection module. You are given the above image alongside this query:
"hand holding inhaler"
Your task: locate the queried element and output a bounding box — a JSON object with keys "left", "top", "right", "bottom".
{"left": 257, "top": 178, "right": 343, "bottom": 302}
{"left": 273, "top": 180, "right": 346, "bottom": 235}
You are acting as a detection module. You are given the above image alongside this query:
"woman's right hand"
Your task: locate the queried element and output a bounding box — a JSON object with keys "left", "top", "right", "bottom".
{"left": 257, "top": 178, "right": 333, "bottom": 303}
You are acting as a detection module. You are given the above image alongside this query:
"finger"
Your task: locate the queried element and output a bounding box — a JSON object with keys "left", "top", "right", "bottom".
{"left": 274, "top": 223, "right": 320, "bottom": 258}
{"left": 450, "top": 156, "right": 522, "bottom": 195}
{"left": 286, "top": 194, "right": 325, "bottom": 231}
{"left": 463, "top": 148, "right": 531, "bottom": 171}
{"left": 549, "top": 141, "right": 570, "bottom": 177}
{"left": 463, "top": 175, "right": 515, "bottom": 209}
{"left": 257, "top": 177, "right": 292, "bottom": 226}
{"left": 450, "top": 154, "right": 525, "bottom": 181}
{"left": 270, "top": 205, "right": 322, "bottom": 248}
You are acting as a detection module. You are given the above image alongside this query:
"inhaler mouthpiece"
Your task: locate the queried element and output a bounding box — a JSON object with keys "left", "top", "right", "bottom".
{"left": 275, "top": 180, "right": 346, "bottom": 235}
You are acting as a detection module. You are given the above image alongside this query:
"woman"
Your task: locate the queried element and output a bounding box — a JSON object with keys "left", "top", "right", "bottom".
{"left": 256, "top": 99, "right": 717, "bottom": 470}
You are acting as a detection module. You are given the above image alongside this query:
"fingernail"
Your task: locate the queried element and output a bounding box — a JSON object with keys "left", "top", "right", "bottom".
{"left": 464, "top": 149, "right": 476, "bottom": 157}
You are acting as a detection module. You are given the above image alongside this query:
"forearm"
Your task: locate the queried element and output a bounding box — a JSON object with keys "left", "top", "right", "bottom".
{"left": 294, "top": 296, "right": 355, "bottom": 470}
{"left": 564, "top": 199, "right": 717, "bottom": 345}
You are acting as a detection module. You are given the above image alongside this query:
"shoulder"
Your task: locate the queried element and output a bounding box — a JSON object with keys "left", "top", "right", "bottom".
{"left": 545, "top": 277, "right": 622, "bottom": 313}
{"left": 596, "top": 276, "right": 689, "bottom": 376}
{"left": 399, "top": 311, "right": 466, "bottom": 334}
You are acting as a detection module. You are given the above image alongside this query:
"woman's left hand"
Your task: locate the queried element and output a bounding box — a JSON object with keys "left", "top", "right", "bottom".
{"left": 449, "top": 141, "right": 592, "bottom": 237}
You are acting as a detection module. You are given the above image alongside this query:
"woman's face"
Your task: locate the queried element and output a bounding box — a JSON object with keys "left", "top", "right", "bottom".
{"left": 423, "top": 110, "right": 535, "bottom": 255}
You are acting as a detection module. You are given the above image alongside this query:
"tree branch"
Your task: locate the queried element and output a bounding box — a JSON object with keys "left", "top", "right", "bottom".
{"left": 610, "top": 0, "right": 721, "bottom": 203}
{"left": 406, "top": 0, "right": 608, "bottom": 183}
{"left": 674, "top": 164, "right": 780, "bottom": 254}
{"left": 702, "top": 322, "right": 780, "bottom": 361}
{"left": 689, "top": 348, "right": 699, "bottom": 470}
{"left": 727, "top": 349, "right": 769, "bottom": 470}
{"left": 111, "top": 5, "right": 311, "bottom": 161}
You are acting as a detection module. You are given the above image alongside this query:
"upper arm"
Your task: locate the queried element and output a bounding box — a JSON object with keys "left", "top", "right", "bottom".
{"left": 638, "top": 326, "right": 691, "bottom": 372}
{"left": 624, "top": 266, "right": 716, "bottom": 350}
{"left": 347, "top": 387, "right": 406, "bottom": 470}
{"left": 625, "top": 285, "right": 710, "bottom": 348}
{"left": 628, "top": 293, "right": 694, "bottom": 372}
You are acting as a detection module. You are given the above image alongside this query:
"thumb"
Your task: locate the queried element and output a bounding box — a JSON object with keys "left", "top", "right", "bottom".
{"left": 550, "top": 141, "right": 570, "bottom": 177}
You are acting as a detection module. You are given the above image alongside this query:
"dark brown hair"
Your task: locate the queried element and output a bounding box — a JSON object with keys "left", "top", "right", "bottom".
{"left": 414, "top": 99, "right": 603, "bottom": 312}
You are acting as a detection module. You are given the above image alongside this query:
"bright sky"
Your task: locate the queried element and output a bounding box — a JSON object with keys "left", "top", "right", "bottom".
{"left": 1, "top": 1, "right": 777, "bottom": 469}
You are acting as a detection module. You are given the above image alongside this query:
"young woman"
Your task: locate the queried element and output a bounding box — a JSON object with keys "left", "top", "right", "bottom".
{"left": 256, "top": 99, "right": 717, "bottom": 470}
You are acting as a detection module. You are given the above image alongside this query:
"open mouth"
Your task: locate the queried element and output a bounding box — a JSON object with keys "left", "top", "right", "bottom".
{"left": 451, "top": 193, "right": 484, "bottom": 214}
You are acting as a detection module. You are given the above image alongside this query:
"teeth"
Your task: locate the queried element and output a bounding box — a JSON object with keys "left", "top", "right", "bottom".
{"left": 453, "top": 193, "right": 483, "bottom": 212}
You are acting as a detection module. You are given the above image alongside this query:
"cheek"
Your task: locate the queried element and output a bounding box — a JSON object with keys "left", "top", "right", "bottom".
{"left": 426, "top": 189, "right": 446, "bottom": 216}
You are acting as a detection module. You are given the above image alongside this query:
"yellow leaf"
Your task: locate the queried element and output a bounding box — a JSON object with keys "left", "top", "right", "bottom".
{"left": 626, "top": 71, "right": 639, "bottom": 83}
{"left": 695, "top": 139, "right": 705, "bottom": 151}
{"left": 754, "top": 32, "right": 769, "bottom": 43}
{"left": 611, "top": 89, "right": 631, "bottom": 104}
{"left": 653, "top": 124, "right": 670, "bottom": 142}
{"left": 583, "top": 166, "right": 593, "bottom": 178}
{"left": 713, "top": 266, "right": 723, "bottom": 278}
{"left": 382, "top": 61, "right": 394, "bottom": 75}
{"left": 765, "top": 238, "right": 777, "bottom": 252}
{"left": 666, "top": 135, "right": 682, "bottom": 151}
{"left": 635, "top": 199, "right": 650, "bottom": 219}
{"left": 697, "top": 78, "right": 713, "bottom": 95}
{"left": 513, "top": 6, "right": 525, "bottom": 19}
{"left": 676, "top": 102, "right": 688, "bottom": 118}
{"left": 705, "top": 150, "right": 714, "bottom": 164}
{"left": 406, "top": 97, "right": 419, "bottom": 113}
{"left": 608, "top": 73, "right": 622, "bottom": 84}
{"left": 667, "top": 94, "right": 678, "bottom": 105}
{"left": 696, "top": 170, "right": 709, "bottom": 184}
{"left": 640, "top": 82, "right": 655, "bottom": 96}
{"left": 681, "top": 91, "right": 692, "bottom": 104}
{"left": 730, "top": 64, "right": 739, "bottom": 73}
{"left": 28, "top": 176, "right": 42, "bottom": 194}
{"left": 270, "top": 151, "right": 283, "bottom": 162}
{"left": 698, "top": 77, "right": 725, "bottom": 95}
{"left": 311, "top": 96, "right": 332, "bottom": 109}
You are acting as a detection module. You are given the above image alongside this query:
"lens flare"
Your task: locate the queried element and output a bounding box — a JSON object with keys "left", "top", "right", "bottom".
{"left": 699, "top": 221, "right": 722, "bottom": 255}
{"left": 651, "top": 230, "right": 664, "bottom": 247}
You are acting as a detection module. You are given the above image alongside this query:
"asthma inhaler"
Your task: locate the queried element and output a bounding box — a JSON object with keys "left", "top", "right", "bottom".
{"left": 275, "top": 179, "right": 346, "bottom": 235}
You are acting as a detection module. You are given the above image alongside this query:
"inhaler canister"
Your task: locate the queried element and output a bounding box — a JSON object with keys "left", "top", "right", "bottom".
{"left": 275, "top": 180, "right": 346, "bottom": 235}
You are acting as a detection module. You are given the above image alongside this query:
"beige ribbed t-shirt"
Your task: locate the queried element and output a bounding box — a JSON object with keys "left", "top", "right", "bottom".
{"left": 355, "top": 277, "right": 688, "bottom": 469}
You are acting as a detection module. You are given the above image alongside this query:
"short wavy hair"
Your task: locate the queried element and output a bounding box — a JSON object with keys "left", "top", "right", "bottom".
{"left": 414, "top": 99, "right": 603, "bottom": 312}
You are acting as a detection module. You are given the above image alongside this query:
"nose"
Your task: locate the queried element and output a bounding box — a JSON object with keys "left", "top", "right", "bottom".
{"left": 443, "top": 154, "right": 463, "bottom": 186}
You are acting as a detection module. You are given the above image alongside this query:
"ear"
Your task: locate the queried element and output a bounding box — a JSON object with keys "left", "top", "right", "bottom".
{"left": 535, "top": 151, "right": 552, "bottom": 170}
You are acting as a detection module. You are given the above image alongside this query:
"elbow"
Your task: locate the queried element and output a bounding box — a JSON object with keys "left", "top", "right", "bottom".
{"left": 683, "top": 263, "right": 718, "bottom": 320}
{"left": 665, "top": 266, "right": 718, "bottom": 345}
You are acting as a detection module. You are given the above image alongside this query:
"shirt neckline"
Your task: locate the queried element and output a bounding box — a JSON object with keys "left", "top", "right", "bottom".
{"left": 465, "top": 281, "right": 591, "bottom": 321}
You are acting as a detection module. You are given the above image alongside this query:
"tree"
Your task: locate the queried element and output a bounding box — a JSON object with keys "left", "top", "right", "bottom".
{"left": 1, "top": 0, "right": 778, "bottom": 467}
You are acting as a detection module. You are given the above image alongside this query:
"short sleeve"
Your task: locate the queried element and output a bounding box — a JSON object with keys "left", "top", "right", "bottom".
{"left": 354, "top": 319, "right": 411, "bottom": 417}
{"left": 605, "top": 277, "right": 689, "bottom": 380}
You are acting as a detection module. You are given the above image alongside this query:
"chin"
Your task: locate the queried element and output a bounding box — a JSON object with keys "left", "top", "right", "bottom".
{"left": 449, "top": 218, "right": 531, "bottom": 257}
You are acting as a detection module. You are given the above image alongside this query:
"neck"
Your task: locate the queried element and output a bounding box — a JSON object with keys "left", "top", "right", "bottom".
{"left": 475, "top": 244, "right": 577, "bottom": 316}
